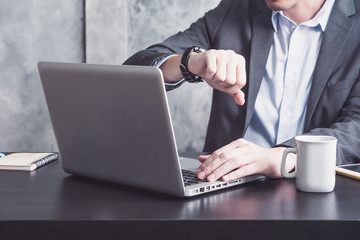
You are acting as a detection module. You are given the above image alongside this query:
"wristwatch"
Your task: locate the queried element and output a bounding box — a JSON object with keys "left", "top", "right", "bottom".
{"left": 179, "top": 46, "right": 205, "bottom": 83}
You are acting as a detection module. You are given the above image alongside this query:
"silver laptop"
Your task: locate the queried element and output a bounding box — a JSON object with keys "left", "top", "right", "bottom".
{"left": 38, "top": 62, "right": 264, "bottom": 197}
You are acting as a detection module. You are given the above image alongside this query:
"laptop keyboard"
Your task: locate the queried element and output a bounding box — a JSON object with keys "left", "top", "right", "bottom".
{"left": 182, "top": 169, "right": 207, "bottom": 187}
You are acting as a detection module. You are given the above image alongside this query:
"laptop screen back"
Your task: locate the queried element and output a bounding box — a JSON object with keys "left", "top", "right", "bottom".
{"left": 38, "top": 62, "right": 185, "bottom": 196}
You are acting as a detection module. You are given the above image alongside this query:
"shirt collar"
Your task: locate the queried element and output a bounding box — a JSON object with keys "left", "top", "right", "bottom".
{"left": 271, "top": 0, "right": 335, "bottom": 32}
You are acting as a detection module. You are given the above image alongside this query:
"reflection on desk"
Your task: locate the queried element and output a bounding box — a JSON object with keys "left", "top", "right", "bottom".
{"left": 56, "top": 174, "right": 341, "bottom": 221}
{"left": 0, "top": 159, "right": 359, "bottom": 240}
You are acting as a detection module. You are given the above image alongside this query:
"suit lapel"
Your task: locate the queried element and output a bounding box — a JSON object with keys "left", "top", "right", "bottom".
{"left": 304, "top": 0, "right": 356, "bottom": 131}
{"left": 245, "top": 1, "right": 274, "bottom": 130}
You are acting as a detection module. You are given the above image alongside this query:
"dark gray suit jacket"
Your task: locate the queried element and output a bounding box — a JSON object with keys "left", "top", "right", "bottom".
{"left": 124, "top": 0, "right": 360, "bottom": 165}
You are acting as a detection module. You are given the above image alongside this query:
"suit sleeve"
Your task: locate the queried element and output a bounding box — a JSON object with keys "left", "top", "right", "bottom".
{"left": 281, "top": 75, "right": 360, "bottom": 165}
{"left": 123, "top": 0, "right": 233, "bottom": 67}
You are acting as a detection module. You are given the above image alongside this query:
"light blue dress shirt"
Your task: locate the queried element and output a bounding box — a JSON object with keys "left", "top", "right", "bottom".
{"left": 160, "top": 1, "right": 335, "bottom": 148}
{"left": 243, "top": 0, "right": 335, "bottom": 148}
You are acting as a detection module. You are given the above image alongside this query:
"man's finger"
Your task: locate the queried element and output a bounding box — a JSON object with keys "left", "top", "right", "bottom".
{"left": 225, "top": 61, "right": 237, "bottom": 86}
{"left": 222, "top": 163, "right": 258, "bottom": 181}
{"left": 212, "top": 56, "right": 227, "bottom": 84}
{"left": 196, "top": 139, "right": 248, "bottom": 179}
{"left": 198, "top": 140, "right": 238, "bottom": 169}
{"left": 198, "top": 152, "right": 232, "bottom": 180}
{"left": 236, "top": 55, "right": 246, "bottom": 86}
{"left": 233, "top": 90, "right": 245, "bottom": 105}
{"left": 198, "top": 155, "right": 210, "bottom": 163}
{"left": 206, "top": 147, "right": 254, "bottom": 181}
{"left": 204, "top": 51, "right": 217, "bottom": 80}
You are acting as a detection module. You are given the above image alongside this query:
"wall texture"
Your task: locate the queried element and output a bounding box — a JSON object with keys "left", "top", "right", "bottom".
{"left": 0, "top": 0, "right": 84, "bottom": 151}
{"left": 0, "top": 0, "right": 220, "bottom": 152}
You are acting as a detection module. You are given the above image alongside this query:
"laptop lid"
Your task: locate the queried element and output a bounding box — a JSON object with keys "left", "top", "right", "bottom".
{"left": 38, "top": 62, "right": 185, "bottom": 196}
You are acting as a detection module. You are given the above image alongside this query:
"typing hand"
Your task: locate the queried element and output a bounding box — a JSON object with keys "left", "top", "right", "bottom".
{"left": 196, "top": 139, "right": 296, "bottom": 182}
{"left": 188, "top": 49, "right": 246, "bottom": 106}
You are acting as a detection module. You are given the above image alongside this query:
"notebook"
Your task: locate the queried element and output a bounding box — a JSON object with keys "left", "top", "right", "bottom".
{"left": 0, "top": 152, "right": 58, "bottom": 171}
{"left": 38, "top": 62, "right": 264, "bottom": 197}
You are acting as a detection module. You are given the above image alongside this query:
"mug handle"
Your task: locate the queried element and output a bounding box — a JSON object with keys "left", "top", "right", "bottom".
{"left": 281, "top": 148, "right": 297, "bottom": 178}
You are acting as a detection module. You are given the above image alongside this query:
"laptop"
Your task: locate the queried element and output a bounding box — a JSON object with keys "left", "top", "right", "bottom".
{"left": 38, "top": 62, "right": 264, "bottom": 197}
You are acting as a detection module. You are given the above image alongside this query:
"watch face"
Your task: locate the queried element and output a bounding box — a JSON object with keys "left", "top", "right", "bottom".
{"left": 194, "top": 46, "right": 206, "bottom": 53}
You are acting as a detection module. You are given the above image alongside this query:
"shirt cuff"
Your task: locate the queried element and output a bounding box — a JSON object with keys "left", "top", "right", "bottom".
{"left": 153, "top": 54, "right": 177, "bottom": 68}
{"left": 153, "top": 54, "right": 186, "bottom": 91}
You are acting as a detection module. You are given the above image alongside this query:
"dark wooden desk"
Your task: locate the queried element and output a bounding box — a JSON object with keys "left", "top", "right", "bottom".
{"left": 0, "top": 158, "right": 359, "bottom": 240}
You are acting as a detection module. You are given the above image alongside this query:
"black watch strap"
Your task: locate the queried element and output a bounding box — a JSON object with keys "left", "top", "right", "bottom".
{"left": 180, "top": 46, "right": 205, "bottom": 83}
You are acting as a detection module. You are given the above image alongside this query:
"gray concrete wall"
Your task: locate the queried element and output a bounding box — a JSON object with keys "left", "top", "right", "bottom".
{"left": 0, "top": 0, "right": 220, "bottom": 153}
{"left": 0, "top": 0, "right": 84, "bottom": 151}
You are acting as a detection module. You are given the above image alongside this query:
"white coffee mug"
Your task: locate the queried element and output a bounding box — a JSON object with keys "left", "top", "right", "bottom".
{"left": 281, "top": 135, "right": 337, "bottom": 193}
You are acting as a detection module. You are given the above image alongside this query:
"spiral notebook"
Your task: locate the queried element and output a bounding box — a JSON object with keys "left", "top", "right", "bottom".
{"left": 0, "top": 152, "right": 58, "bottom": 171}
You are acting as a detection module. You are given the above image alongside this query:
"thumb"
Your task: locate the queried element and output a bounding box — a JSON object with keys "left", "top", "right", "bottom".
{"left": 198, "top": 154, "right": 211, "bottom": 162}
{"left": 233, "top": 90, "right": 245, "bottom": 106}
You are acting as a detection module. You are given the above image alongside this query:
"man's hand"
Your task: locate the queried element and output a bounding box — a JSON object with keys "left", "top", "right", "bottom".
{"left": 188, "top": 49, "right": 246, "bottom": 106}
{"left": 196, "top": 139, "right": 296, "bottom": 182}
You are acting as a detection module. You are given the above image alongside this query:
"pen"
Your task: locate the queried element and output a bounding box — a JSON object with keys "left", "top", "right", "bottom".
{"left": 0, "top": 152, "right": 5, "bottom": 157}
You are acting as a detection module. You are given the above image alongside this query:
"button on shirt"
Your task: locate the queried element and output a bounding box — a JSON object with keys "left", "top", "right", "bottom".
{"left": 243, "top": 0, "right": 335, "bottom": 148}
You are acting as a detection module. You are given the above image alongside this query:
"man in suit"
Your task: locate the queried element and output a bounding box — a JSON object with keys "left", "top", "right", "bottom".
{"left": 124, "top": 0, "right": 360, "bottom": 182}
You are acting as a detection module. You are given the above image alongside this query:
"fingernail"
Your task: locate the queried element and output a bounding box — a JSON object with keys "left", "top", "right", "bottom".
{"left": 208, "top": 174, "right": 215, "bottom": 182}
{"left": 198, "top": 171, "right": 205, "bottom": 179}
